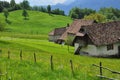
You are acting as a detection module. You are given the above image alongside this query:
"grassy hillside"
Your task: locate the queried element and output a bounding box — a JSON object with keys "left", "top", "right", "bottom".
{"left": 0, "top": 11, "right": 120, "bottom": 80}
{"left": 0, "top": 10, "right": 72, "bottom": 39}
{"left": 0, "top": 37, "right": 120, "bottom": 80}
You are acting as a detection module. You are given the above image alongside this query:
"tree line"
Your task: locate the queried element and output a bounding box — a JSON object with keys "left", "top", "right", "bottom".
{"left": 69, "top": 7, "right": 120, "bottom": 22}
{"left": 31, "top": 5, "right": 65, "bottom": 16}
{"left": 1, "top": 0, "right": 120, "bottom": 23}
{"left": 1, "top": 0, "right": 29, "bottom": 21}
{"left": 0, "top": 0, "right": 65, "bottom": 16}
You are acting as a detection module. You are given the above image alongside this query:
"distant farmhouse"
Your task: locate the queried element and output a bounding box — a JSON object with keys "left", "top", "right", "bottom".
{"left": 58, "top": 19, "right": 96, "bottom": 45}
{"left": 49, "top": 19, "right": 96, "bottom": 44}
{"left": 74, "top": 21, "right": 120, "bottom": 57}
{"left": 49, "top": 27, "right": 67, "bottom": 43}
{"left": 49, "top": 19, "right": 120, "bottom": 57}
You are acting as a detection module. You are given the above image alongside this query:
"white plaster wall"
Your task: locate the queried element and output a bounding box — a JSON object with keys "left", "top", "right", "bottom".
{"left": 80, "top": 45, "right": 98, "bottom": 56}
{"left": 97, "top": 43, "right": 120, "bottom": 56}
{"left": 75, "top": 42, "right": 120, "bottom": 57}
{"left": 74, "top": 43, "right": 79, "bottom": 52}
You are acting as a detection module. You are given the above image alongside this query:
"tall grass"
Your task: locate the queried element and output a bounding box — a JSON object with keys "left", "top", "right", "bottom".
{"left": 0, "top": 37, "right": 120, "bottom": 80}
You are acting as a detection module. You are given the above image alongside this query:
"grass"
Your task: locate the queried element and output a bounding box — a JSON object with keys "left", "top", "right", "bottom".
{"left": 0, "top": 37, "right": 120, "bottom": 80}
{"left": 0, "top": 10, "right": 120, "bottom": 80}
{"left": 0, "top": 10, "right": 72, "bottom": 35}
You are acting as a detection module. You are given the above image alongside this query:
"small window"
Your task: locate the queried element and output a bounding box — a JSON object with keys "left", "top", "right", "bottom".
{"left": 107, "top": 44, "right": 114, "bottom": 50}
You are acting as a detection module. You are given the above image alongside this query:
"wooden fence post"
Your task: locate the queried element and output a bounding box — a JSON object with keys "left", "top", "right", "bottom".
{"left": 20, "top": 50, "right": 22, "bottom": 60}
{"left": 8, "top": 51, "right": 10, "bottom": 59}
{"left": 50, "top": 55, "right": 53, "bottom": 71}
{"left": 100, "top": 62, "right": 102, "bottom": 76}
{"left": 70, "top": 60, "right": 74, "bottom": 76}
{"left": 34, "top": 53, "right": 36, "bottom": 63}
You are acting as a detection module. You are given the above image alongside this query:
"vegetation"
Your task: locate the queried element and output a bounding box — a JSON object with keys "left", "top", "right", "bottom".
{"left": 0, "top": 21, "right": 5, "bottom": 31}
{"left": 20, "top": 0, "right": 30, "bottom": 10}
{"left": 0, "top": 1, "right": 10, "bottom": 12}
{"left": 0, "top": 37, "right": 120, "bottom": 80}
{"left": 22, "top": 9, "right": 29, "bottom": 20}
{"left": 0, "top": 10, "right": 72, "bottom": 37}
{"left": 9, "top": 0, "right": 16, "bottom": 11}
{"left": 0, "top": 0, "right": 65, "bottom": 17}
{"left": 0, "top": 3, "right": 120, "bottom": 80}
{"left": 3, "top": 8, "right": 9, "bottom": 21}
{"left": 51, "top": 8, "right": 65, "bottom": 16}
{"left": 47, "top": 5, "right": 51, "bottom": 15}
{"left": 84, "top": 13, "right": 106, "bottom": 23}
{"left": 69, "top": 7, "right": 96, "bottom": 19}
{"left": 99, "top": 7, "right": 120, "bottom": 21}
{"left": 69, "top": 7, "right": 120, "bottom": 22}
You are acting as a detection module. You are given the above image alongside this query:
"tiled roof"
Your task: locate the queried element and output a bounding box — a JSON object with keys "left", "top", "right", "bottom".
{"left": 83, "top": 21, "right": 120, "bottom": 46}
{"left": 49, "top": 27, "right": 67, "bottom": 36}
{"left": 59, "top": 19, "right": 95, "bottom": 40}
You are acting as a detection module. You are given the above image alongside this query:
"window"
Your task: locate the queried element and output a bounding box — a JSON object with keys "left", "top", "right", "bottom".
{"left": 107, "top": 44, "right": 114, "bottom": 50}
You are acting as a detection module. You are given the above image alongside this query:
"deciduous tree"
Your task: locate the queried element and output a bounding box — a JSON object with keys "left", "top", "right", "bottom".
{"left": 84, "top": 13, "right": 106, "bottom": 23}
{"left": 20, "top": 0, "right": 30, "bottom": 10}
{"left": 22, "top": 9, "right": 29, "bottom": 20}
{"left": 47, "top": 5, "right": 51, "bottom": 15}
{"left": 3, "top": 8, "right": 9, "bottom": 21}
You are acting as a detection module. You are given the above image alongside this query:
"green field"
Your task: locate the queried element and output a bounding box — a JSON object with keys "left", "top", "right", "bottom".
{"left": 0, "top": 10, "right": 120, "bottom": 80}
{"left": 0, "top": 10, "right": 72, "bottom": 39}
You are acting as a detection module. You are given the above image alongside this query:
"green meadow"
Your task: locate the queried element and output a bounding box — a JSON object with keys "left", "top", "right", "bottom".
{"left": 0, "top": 10, "right": 72, "bottom": 39}
{"left": 0, "top": 10, "right": 120, "bottom": 80}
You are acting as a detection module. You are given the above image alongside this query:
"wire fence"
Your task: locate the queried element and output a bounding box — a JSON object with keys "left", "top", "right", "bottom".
{"left": 0, "top": 49, "right": 120, "bottom": 80}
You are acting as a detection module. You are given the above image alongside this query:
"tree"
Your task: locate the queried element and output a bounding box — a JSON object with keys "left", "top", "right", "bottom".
{"left": 3, "top": 8, "right": 9, "bottom": 21}
{"left": 9, "top": 0, "right": 16, "bottom": 11}
{"left": 99, "top": 7, "right": 120, "bottom": 21}
{"left": 10, "top": 0, "right": 16, "bottom": 8}
{"left": 51, "top": 8, "right": 65, "bottom": 15}
{"left": 22, "top": 9, "right": 29, "bottom": 20}
{"left": 70, "top": 12, "right": 78, "bottom": 19}
{"left": 0, "top": 1, "right": 10, "bottom": 12}
{"left": 69, "top": 7, "right": 81, "bottom": 19}
{"left": 84, "top": 13, "right": 106, "bottom": 23}
{"left": 69, "top": 7, "right": 95, "bottom": 19}
{"left": 40, "top": 6, "right": 47, "bottom": 12}
{"left": 20, "top": 0, "right": 30, "bottom": 10}
{"left": 47, "top": 5, "right": 51, "bottom": 15}
{"left": 15, "top": 4, "right": 22, "bottom": 10}
{"left": 65, "top": 35, "right": 74, "bottom": 52}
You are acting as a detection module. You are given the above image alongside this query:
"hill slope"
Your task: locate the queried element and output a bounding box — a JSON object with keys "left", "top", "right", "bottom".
{"left": 0, "top": 10, "right": 72, "bottom": 35}
{"left": 0, "top": 37, "right": 120, "bottom": 80}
